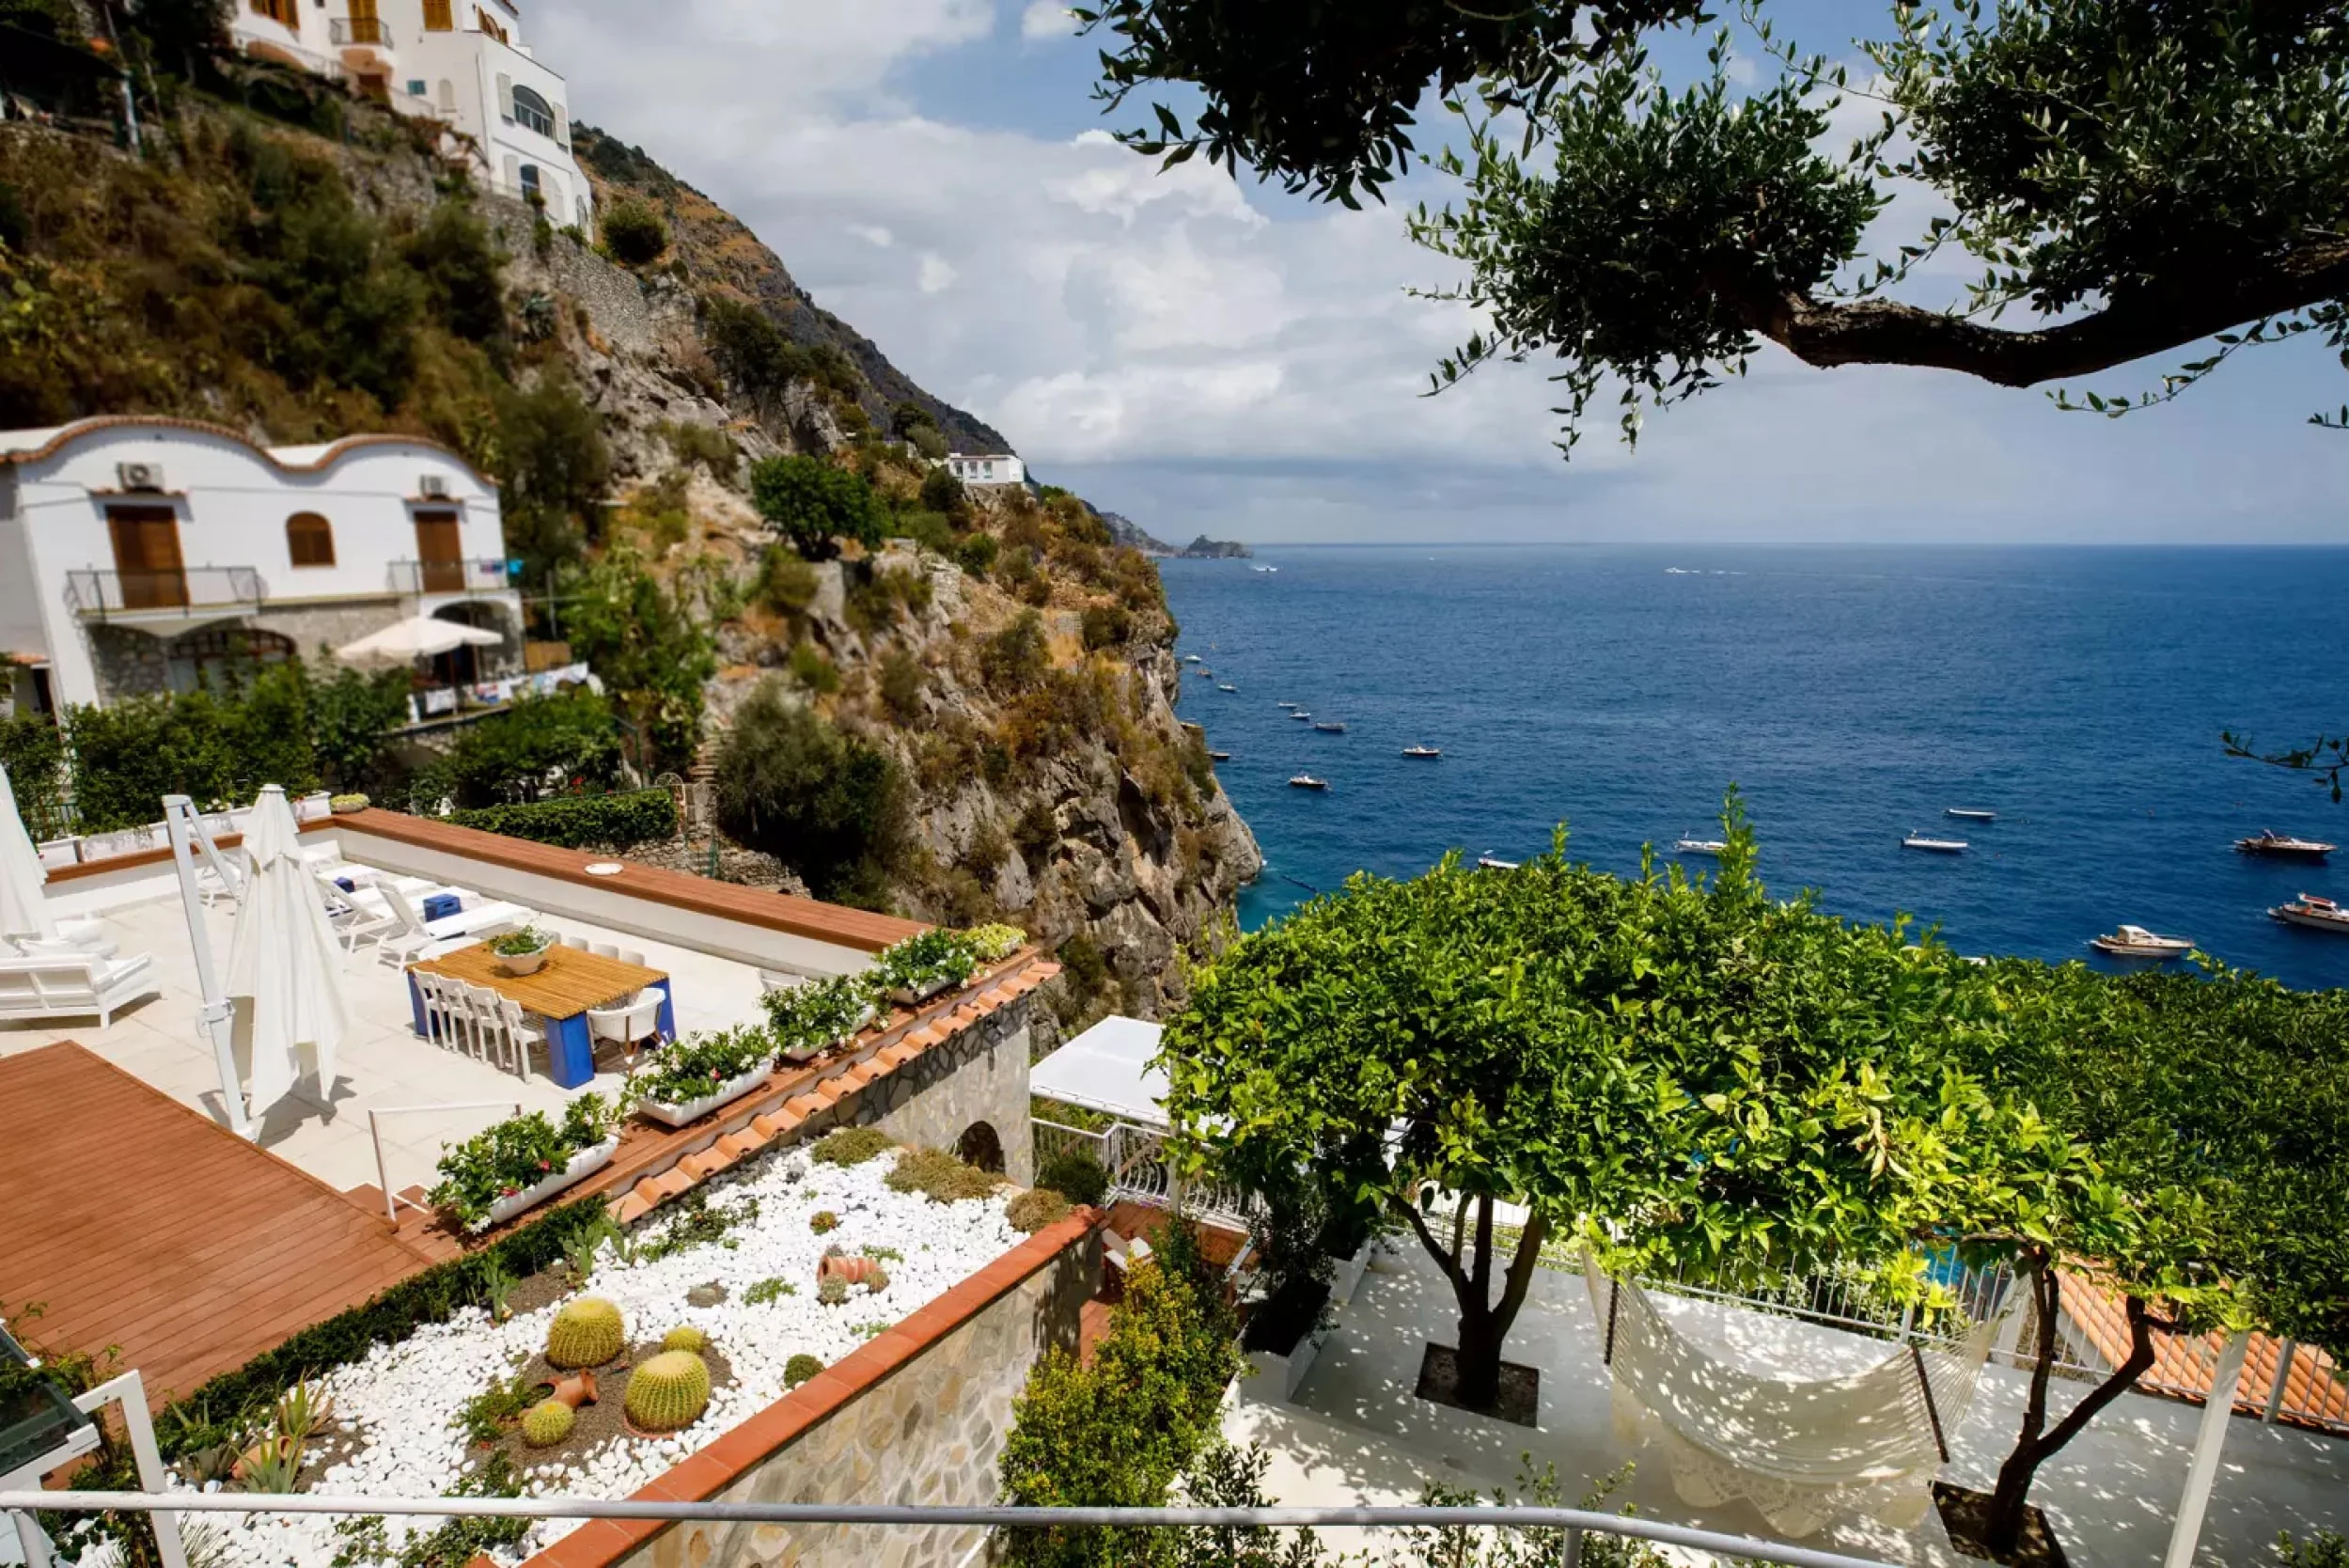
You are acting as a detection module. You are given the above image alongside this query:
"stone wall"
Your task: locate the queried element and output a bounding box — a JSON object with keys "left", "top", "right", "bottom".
{"left": 524, "top": 1210, "right": 1103, "bottom": 1568}
{"left": 864, "top": 1001, "right": 1035, "bottom": 1186}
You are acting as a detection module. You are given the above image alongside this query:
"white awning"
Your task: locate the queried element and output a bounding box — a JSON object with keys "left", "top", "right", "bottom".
{"left": 1030, "top": 1014, "right": 1167, "bottom": 1128}
{"left": 336, "top": 614, "right": 501, "bottom": 666}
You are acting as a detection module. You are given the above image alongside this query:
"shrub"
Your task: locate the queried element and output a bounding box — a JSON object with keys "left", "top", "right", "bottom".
{"left": 700, "top": 294, "right": 813, "bottom": 409}
{"left": 872, "top": 928, "right": 979, "bottom": 997}
{"left": 494, "top": 377, "right": 611, "bottom": 577}
{"left": 759, "top": 549, "right": 821, "bottom": 616}
{"left": 429, "top": 689, "right": 623, "bottom": 808}
{"left": 981, "top": 611, "right": 1050, "bottom": 693}
{"left": 918, "top": 466, "right": 965, "bottom": 515}
{"left": 1036, "top": 1151, "right": 1109, "bottom": 1209}
{"left": 305, "top": 664, "right": 413, "bottom": 793}
{"left": 557, "top": 548, "right": 719, "bottom": 770}
{"left": 787, "top": 641, "right": 841, "bottom": 694}
{"left": 63, "top": 663, "right": 320, "bottom": 831}
{"left": 662, "top": 419, "right": 737, "bottom": 476}
{"left": 1079, "top": 604, "right": 1132, "bottom": 651}
{"left": 446, "top": 787, "right": 676, "bottom": 849}
{"left": 750, "top": 453, "right": 886, "bottom": 559}
{"left": 402, "top": 199, "right": 505, "bottom": 343}
{"left": 600, "top": 198, "right": 668, "bottom": 265}
{"left": 713, "top": 680, "right": 908, "bottom": 905}
{"left": 809, "top": 1211, "right": 840, "bottom": 1236}
{"left": 783, "top": 1353, "right": 823, "bottom": 1388}
{"left": 955, "top": 532, "right": 999, "bottom": 578}
{"left": 1008, "top": 1188, "right": 1073, "bottom": 1233}
{"left": 744, "top": 1278, "right": 797, "bottom": 1306}
{"left": 810, "top": 1125, "right": 894, "bottom": 1167}
{"left": 0, "top": 712, "right": 70, "bottom": 839}
{"left": 885, "top": 1146, "right": 998, "bottom": 1203}
{"left": 909, "top": 424, "right": 948, "bottom": 461}
{"left": 878, "top": 647, "right": 926, "bottom": 722}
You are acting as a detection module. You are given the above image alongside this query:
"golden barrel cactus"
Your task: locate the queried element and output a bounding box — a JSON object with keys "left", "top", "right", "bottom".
{"left": 520, "top": 1399, "right": 575, "bottom": 1449}
{"left": 624, "top": 1351, "right": 711, "bottom": 1433}
{"left": 546, "top": 1297, "right": 625, "bottom": 1369}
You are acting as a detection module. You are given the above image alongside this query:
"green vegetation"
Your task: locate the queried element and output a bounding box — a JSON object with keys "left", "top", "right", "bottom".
{"left": 783, "top": 1352, "right": 823, "bottom": 1387}
{"left": 518, "top": 1399, "right": 574, "bottom": 1449}
{"left": 556, "top": 547, "right": 720, "bottom": 771}
{"left": 427, "top": 1094, "right": 619, "bottom": 1233}
{"left": 1007, "top": 1188, "right": 1073, "bottom": 1232}
{"left": 1035, "top": 1150, "right": 1109, "bottom": 1209}
{"left": 414, "top": 689, "right": 623, "bottom": 811}
{"left": 624, "top": 1023, "right": 775, "bottom": 1108}
{"left": 331, "top": 1457, "right": 529, "bottom": 1568}
{"left": 980, "top": 611, "right": 1050, "bottom": 692}
{"left": 700, "top": 294, "right": 816, "bottom": 415}
{"left": 758, "top": 550, "right": 822, "bottom": 617}
{"left": 713, "top": 678, "right": 908, "bottom": 907}
{"left": 638, "top": 1187, "right": 762, "bottom": 1262}
{"left": 63, "top": 664, "right": 317, "bottom": 830}
{"left": 622, "top": 1350, "right": 711, "bottom": 1431}
{"left": 0, "top": 712, "right": 69, "bottom": 839}
{"left": 810, "top": 1125, "right": 895, "bottom": 1167}
{"left": 885, "top": 1145, "right": 999, "bottom": 1202}
{"left": 493, "top": 377, "right": 610, "bottom": 576}
{"left": 762, "top": 972, "right": 874, "bottom": 1060}
{"left": 599, "top": 198, "right": 668, "bottom": 265}
{"left": 787, "top": 641, "right": 841, "bottom": 694}
{"left": 445, "top": 787, "right": 676, "bottom": 850}
{"left": 997, "top": 1221, "right": 1240, "bottom": 1567}
{"left": 452, "top": 1368, "right": 542, "bottom": 1446}
{"left": 744, "top": 1278, "right": 799, "bottom": 1307}
{"left": 750, "top": 453, "right": 886, "bottom": 559}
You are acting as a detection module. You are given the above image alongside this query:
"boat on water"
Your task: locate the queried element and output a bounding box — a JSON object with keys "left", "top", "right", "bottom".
{"left": 1289, "top": 774, "right": 1329, "bottom": 791}
{"left": 1182, "top": 654, "right": 1201, "bottom": 663}
{"left": 1673, "top": 837, "right": 1728, "bottom": 855}
{"left": 2236, "top": 830, "right": 2337, "bottom": 860}
{"left": 1292, "top": 711, "right": 1313, "bottom": 721}
{"left": 1217, "top": 683, "right": 1236, "bottom": 692}
{"left": 1207, "top": 750, "right": 1230, "bottom": 761}
{"left": 1253, "top": 565, "right": 1278, "bottom": 572}
{"left": 1402, "top": 745, "right": 1442, "bottom": 759}
{"left": 1312, "top": 720, "right": 1348, "bottom": 733}
{"left": 1276, "top": 700, "right": 1299, "bottom": 709}
{"left": 2090, "top": 924, "right": 2196, "bottom": 959}
{"left": 1476, "top": 854, "right": 1520, "bottom": 870}
{"left": 1903, "top": 833, "right": 1967, "bottom": 853}
{"left": 2271, "top": 893, "right": 2349, "bottom": 933}
{"left": 1946, "top": 808, "right": 1997, "bottom": 822}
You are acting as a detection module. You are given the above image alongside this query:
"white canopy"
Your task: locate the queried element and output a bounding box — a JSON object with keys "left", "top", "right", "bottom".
{"left": 0, "top": 761, "right": 54, "bottom": 942}
{"left": 336, "top": 614, "right": 501, "bottom": 666}
{"left": 1030, "top": 1014, "right": 1168, "bottom": 1127}
{"left": 224, "top": 786, "right": 351, "bottom": 1111}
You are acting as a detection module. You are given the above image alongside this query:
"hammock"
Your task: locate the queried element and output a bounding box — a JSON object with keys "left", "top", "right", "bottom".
{"left": 1585, "top": 1257, "right": 2004, "bottom": 1537}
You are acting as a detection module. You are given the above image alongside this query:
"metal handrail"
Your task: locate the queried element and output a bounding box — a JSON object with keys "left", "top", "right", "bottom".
{"left": 0, "top": 1491, "right": 1903, "bottom": 1568}
{"left": 367, "top": 1100, "right": 522, "bottom": 1223}
{"left": 388, "top": 557, "right": 509, "bottom": 595}
{"left": 62, "top": 566, "right": 265, "bottom": 618}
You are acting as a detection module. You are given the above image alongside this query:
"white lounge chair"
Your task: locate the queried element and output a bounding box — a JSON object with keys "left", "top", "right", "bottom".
{"left": 0, "top": 952, "right": 159, "bottom": 1028}
{"left": 374, "top": 885, "right": 442, "bottom": 968}
{"left": 587, "top": 986, "right": 665, "bottom": 1068}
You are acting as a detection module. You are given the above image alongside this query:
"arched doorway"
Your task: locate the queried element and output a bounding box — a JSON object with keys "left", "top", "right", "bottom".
{"left": 429, "top": 600, "right": 512, "bottom": 687}
{"left": 164, "top": 626, "right": 296, "bottom": 696}
{"left": 955, "top": 1121, "right": 1005, "bottom": 1175}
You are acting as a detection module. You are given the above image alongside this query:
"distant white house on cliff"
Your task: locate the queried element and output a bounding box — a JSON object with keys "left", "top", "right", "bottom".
{"left": 0, "top": 417, "right": 521, "bottom": 717}
{"left": 228, "top": 0, "right": 594, "bottom": 229}
{"left": 945, "top": 452, "right": 1026, "bottom": 487}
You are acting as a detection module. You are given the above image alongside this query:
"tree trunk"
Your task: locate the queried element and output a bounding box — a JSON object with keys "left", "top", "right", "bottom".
{"left": 1981, "top": 1258, "right": 2161, "bottom": 1560}
{"left": 1395, "top": 1190, "right": 1548, "bottom": 1414}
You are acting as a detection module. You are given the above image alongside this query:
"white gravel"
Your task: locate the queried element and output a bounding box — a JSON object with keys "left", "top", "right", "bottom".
{"left": 178, "top": 1149, "right": 1024, "bottom": 1568}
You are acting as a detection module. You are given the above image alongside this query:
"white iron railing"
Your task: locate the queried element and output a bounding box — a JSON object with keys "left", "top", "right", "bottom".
{"left": 1031, "top": 1119, "right": 1261, "bottom": 1232}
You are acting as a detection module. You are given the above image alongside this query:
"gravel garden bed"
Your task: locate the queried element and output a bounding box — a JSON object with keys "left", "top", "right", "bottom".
{"left": 181, "top": 1135, "right": 1030, "bottom": 1568}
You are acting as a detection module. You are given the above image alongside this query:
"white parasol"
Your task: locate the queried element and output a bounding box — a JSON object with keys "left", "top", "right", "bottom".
{"left": 336, "top": 614, "right": 502, "bottom": 666}
{"left": 224, "top": 785, "right": 351, "bottom": 1111}
{"left": 0, "top": 761, "right": 55, "bottom": 943}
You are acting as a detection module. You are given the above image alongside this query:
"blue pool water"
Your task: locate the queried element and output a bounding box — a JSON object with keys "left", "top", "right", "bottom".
{"left": 1160, "top": 545, "right": 2349, "bottom": 991}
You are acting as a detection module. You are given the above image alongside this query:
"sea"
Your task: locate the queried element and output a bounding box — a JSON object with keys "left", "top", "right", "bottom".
{"left": 1158, "top": 544, "right": 2349, "bottom": 992}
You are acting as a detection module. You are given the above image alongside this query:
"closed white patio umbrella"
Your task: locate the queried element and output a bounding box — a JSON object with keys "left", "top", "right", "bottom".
{"left": 0, "top": 762, "right": 55, "bottom": 944}
{"left": 336, "top": 614, "right": 501, "bottom": 666}
{"left": 224, "top": 784, "right": 351, "bottom": 1113}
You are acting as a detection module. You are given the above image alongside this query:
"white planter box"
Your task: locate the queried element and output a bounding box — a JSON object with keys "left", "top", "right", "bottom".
{"left": 885, "top": 975, "right": 955, "bottom": 1007}
{"left": 1328, "top": 1245, "right": 1371, "bottom": 1309}
{"left": 481, "top": 1136, "right": 618, "bottom": 1230}
{"left": 635, "top": 1066, "right": 771, "bottom": 1128}
{"left": 1248, "top": 1322, "right": 1331, "bottom": 1403}
{"left": 778, "top": 1004, "right": 876, "bottom": 1064}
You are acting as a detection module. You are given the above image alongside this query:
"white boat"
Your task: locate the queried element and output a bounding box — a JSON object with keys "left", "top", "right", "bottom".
{"left": 2271, "top": 893, "right": 2349, "bottom": 933}
{"left": 1182, "top": 654, "right": 1201, "bottom": 663}
{"left": 1312, "top": 720, "right": 1347, "bottom": 733}
{"left": 1288, "top": 774, "right": 1328, "bottom": 791}
{"left": 1402, "top": 745, "right": 1442, "bottom": 759}
{"left": 1276, "top": 701, "right": 1299, "bottom": 709}
{"left": 2090, "top": 924, "right": 2195, "bottom": 959}
{"left": 1217, "top": 683, "right": 1236, "bottom": 692}
{"left": 1673, "top": 837, "right": 1728, "bottom": 855}
{"left": 1903, "top": 833, "right": 1967, "bottom": 853}
{"left": 1207, "top": 750, "right": 1231, "bottom": 761}
{"left": 1475, "top": 854, "right": 1519, "bottom": 870}
{"left": 1292, "top": 711, "right": 1313, "bottom": 721}
{"left": 1946, "top": 808, "right": 1997, "bottom": 822}
{"left": 1254, "top": 565, "right": 1277, "bottom": 572}
{"left": 2236, "top": 830, "right": 2337, "bottom": 860}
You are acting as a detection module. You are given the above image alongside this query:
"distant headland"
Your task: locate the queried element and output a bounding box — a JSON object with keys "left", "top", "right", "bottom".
{"left": 1098, "top": 510, "right": 1252, "bottom": 558}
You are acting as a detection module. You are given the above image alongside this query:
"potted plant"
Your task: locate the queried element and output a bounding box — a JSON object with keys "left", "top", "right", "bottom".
{"left": 871, "top": 929, "right": 979, "bottom": 1006}
{"left": 960, "top": 923, "right": 1027, "bottom": 964}
{"left": 429, "top": 1093, "right": 619, "bottom": 1232}
{"left": 489, "top": 923, "right": 556, "bottom": 975}
{"left": 628, "top": 1024, "right": 777, "bottom": 1127}
{"left": 762, "top": 973, "right": 877, "bottom": 1063}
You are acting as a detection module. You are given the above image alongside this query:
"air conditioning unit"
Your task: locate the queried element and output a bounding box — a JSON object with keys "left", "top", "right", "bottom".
{"left": 116, "top": 462, "right": 165, "bottom": 492}
{"left": 417, "top": 474, "right": 451, "bottom": 499}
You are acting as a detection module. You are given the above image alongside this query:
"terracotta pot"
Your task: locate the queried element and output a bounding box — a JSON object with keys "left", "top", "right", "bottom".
{"left": 550, "top": 1370, "right": 599, "bottom": 1409}
{"left": 820, "top": 1255, "right": 879, "bottom": 1285}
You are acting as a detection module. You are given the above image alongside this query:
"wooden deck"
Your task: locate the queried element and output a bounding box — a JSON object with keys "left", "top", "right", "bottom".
{"left": 0, "top": 1043, "right": 438, "bottom": 1406}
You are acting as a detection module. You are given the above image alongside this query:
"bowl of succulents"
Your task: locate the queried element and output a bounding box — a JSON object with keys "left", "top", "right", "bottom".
{"left": 761, "top": 973, "right": 878, "bottom": 1063}
{"left": 871, "top": 929, "right": 979, "bottom": 1006}
{"left": 488, "top": 923, "right": 556, "bottom": 975}
{"left": 628, "top": 1024, "right": 778, "bottom": 1127}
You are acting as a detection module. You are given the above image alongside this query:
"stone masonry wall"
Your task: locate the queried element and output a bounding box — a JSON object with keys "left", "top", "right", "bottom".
{"left": 533, "top": 1211, "right": 1102, "bottom": 1568}
{"left": 864, "top": 1004, "right": 1034, "bottom": 1187}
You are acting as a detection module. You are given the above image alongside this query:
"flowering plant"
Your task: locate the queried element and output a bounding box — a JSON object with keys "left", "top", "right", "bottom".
{"left": 428, "top": 1091, "right": 616, "bottom": 1231}
{"left": 959, "top": 923, "right": 1027, "bottom": 964}
{"left": 762, "top": 973, "right": 876, "bottom": 1061}
{"left": 871, "top": 929, "right": 979, "bottom": 999}
{"left": 627, "top": 1025, "right": 776, "bottom": 1109}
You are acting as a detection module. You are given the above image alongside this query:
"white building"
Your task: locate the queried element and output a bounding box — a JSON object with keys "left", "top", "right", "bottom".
{"left": 229, "top": 0, "right": 595, "bottom": 229}
{"left": 944, "top": 452, "right": 1026, "bottom": 487}
{"left": 0, "top": 417, "right": 523, "bottom": 716}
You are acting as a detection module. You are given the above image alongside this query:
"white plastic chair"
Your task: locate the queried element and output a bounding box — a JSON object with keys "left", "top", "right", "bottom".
{"left": 587, "top": 987, "right": 665, "bottom": 1069}
{"left": 464, "top": 981, "right": 508, "bottom": 1064}
{"left": 590, "top": 942, "right": 619, "bottom": 961}
{"left": 497, "top": 996, "right": 534, "bottom": 1077}
{"left": 619, "top": 949, "right": 647, "bottom": 968}
{"left": 561, "top": 935, "right": 589, "bottom": 950}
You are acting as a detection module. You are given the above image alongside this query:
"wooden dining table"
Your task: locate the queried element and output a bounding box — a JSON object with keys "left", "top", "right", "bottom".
{"left": 406, "top": 942, "right": 676, "bottom": 1088}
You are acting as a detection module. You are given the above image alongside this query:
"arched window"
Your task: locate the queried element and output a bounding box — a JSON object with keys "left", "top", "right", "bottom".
{"left": 510, "top": 85, "right": 555, "bottom": 137}
{"left": 286, "top": 512, "right": 336, "bottom": 567}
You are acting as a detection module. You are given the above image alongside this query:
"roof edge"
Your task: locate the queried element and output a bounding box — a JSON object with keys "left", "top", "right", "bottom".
{"left": 0, "top": 416, "right": 496, "bottom": 488}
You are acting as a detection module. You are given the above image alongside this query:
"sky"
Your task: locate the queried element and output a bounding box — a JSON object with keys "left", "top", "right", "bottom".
{"left": 532, "top": 0, "right": 2349, "bottom": 545}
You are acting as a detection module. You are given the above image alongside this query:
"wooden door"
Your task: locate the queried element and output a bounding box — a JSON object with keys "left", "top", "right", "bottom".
{"left": 107, "top": 507, "right": 186, "bottom": 609}
{"left": 414, "top": 510, "right": 463, "bottom": 593}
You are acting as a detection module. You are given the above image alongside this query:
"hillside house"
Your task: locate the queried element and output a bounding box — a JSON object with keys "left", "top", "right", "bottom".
{"left": 945, "top": 452, "right": 1026, "bottom": 487}
{"left": 0, "top": 417, "right": 523, "bottom": 718}
{"left": 229, "top": 0, "right": 594, "bottom": 227}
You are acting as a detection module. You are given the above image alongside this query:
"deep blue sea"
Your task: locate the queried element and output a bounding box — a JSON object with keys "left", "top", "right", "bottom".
{"left": 1159, "top": 545, "right": 2349, "bottom": 992}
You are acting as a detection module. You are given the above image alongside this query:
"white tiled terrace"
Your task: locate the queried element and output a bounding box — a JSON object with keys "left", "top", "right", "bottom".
{"left": 0, "top": 849, "right": 787, "bottom": 1201}
{"left": 1229, "top": 1243, "right": 2349, "bottom": 1568}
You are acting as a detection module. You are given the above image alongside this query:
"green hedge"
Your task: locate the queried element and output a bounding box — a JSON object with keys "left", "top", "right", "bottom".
{"left": 153, "top": 1196, "right": 609, "bottom": 1455}
{"left": 444, "top": 787, "right": 676, "bottom": 849}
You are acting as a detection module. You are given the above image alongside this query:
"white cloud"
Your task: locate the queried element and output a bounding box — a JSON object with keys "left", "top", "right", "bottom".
{"left": 847, "top": 224, "right": 895, "bottom": 248}
{"left": 1020, "top": 2, "right": 1075, "bottom": 40}
{"left": 917, "top": 253, "right": 958, "bottom": 293}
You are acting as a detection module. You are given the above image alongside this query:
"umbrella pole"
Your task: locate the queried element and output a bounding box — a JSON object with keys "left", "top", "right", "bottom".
{"left": 164, "top": 795, "right": 250, "bottom": 1139}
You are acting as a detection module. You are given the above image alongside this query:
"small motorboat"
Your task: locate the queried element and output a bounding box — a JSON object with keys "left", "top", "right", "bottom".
{"left": 2090, "top": 924, "right": 2195, "bottom": 959}
{"left": 1288, "top": 774, "right": 1329, "bottom": 791}
{"left": 1402, "top": 745, "right": 1442, "bottom": 759}
{"left": 1673, "top": 837, "right": 1728, "bottom": 855}
{"left": 1217, "top": 683, "right": 1236, "bottom": 692}
{"left": 1253, "top": 565, "right": 1277, "bottom": 572}
{"left": 1946, "top": 808, "right": 1997, "bottom": 822}
{"left": 1276, "top": 701, "right": 1299, "bottom": 710}
{"left": 1903, "top": 833, "right": 1967, "bottom": 853}
{"left": 1182, "top": 654, "right": 1201, "bottom": 663}
{"left": 1207, "top": 750, "right": 1230, "bottom": 761}
{"left": 1475, "top": 854, "right": 1520, "bottom": 870}
{"left": 2271, "top": 893, "right": 2349, "bottom": 933}
{"left": 2236, "top": 830, "right": 2337, "bottom": 860}
{"left": 1312, "top": 720, "right": 1347, "bottom": 733}
{"left": 1192, "top": 667, "right": 1214, "bottom": 678}
{"left": 1292, "top": 711, "right": 1313, "bottom": 722}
